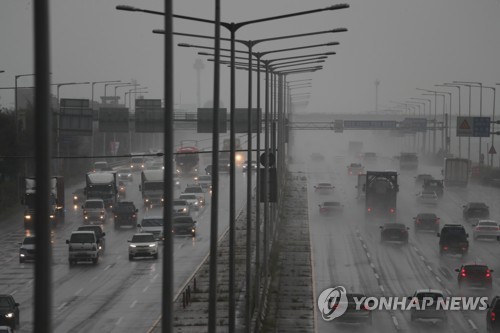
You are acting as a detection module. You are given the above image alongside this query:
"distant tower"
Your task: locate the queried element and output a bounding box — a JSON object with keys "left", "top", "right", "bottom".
{"left": 193, "top": 59, "right": 205, "bottom": 108}
{"left": 374, "top": 79, "right": 380, "bottom": 113}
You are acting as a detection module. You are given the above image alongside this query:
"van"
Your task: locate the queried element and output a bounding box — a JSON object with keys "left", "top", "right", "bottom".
{"left": 82, "top": 199, "right": 106, "bottom": 224}
{"left": 137, "top": 216, "right": 164, "bottom": 240}
{"left": 66, "top": 231, "right": 99, "bottom": 265}
{"left": 130, "top": 155, "right": 145, "bottom": 171}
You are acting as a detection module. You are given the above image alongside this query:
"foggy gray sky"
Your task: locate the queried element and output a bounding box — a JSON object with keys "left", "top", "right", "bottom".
{"left": 1, "top": 0, "right": 500, "bottom": 115}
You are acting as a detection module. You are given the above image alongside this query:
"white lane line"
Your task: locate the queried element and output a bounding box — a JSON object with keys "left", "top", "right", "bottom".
{"left": 142, "top": 286, "right": 149, "bottom": 293}
{"left": 57, "top": 302, "right": 67, "bottom": 311}
{"left": 359, "top": 237, "right": 364, "bottom": 241}
{"left": 436, "top": 276, "right": 442, "bottom": 283}
{"left": 116, "top": 255, "right": 122, "bottom": 260}
{"left": 104, "top": 264, "right": 112, "bottom": 271}
{"left": 178, "top": 243, "right": 184, "bottom": 249}
{"left": 374, "top": 273, "right": 379, "bottom": 279}
{"left": 90, "top": 276, "right": 98, "bottom": 282}
{"left": 391, "top": 316, "right": 399, "bottom": 330}
{"left": 427, "top": 265, "right": 433, "bottom": 271}
{"left": 379, "top": 285, "right": 385, "bottom": 292}
{"left": 11, "top": 290, "right": 17, "bottom": 296}
{"left": 116, "top": 317, "right": 123, "bottom": 325}
{"left": 445, "top": 289, "right": 451, "bottom": 295}
{"left": 419, "top": 255, "right": 425, "bottom": 261}
{"left": 468, "top": 319, "right": 478, "bottom": 330}
{"left": 130, "top": 300, "right": 137, "bottom": 308}
{"left": 370, "top": 263, "right": 375, "bottom": 269}
{"left": 366, "top": 253, "right": 371, "bottom": 259}
{"left": 27, "top": 279, "right": 33, "bottom": 285}
{"left": 362, "top": 244, "right": 367, "bottom": 249}
{"left": 75, "top": 288, "right": 83, "bottom": 296}
{"left": 151, "top": 273, "right": 159, "bottom": 282}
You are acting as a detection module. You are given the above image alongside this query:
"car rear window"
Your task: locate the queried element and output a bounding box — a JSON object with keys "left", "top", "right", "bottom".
{"left": 173, "top": 200, "right": 187, "bottom": 205}
{"left": 70, "top": 233, "right": 95, "bottom": 243}
{"left": 478, "top": 221, "right": 497, "bottom": 227}
{"left": 416, "top": 292, "right": 444, "bottom": 300}
{"left": 418, "top": 213, "right": 437, "bottom": 219}
{"left": 464, "top": 265, "right": 488, "bottom": 272}
{"left": 141, "top": 219, "right": 163, "bottom": 227}
{"left": 132, "top": 234, "right": 155, "bottom": 243}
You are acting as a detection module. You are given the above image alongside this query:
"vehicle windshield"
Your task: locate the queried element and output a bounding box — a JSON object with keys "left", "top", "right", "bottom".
{"left": 131, "top": 157, "right": 144, "bottom": 163}
{"left": 324, "top": 202, "right": 340, "bottom": 207}
{"left": 117, "top": 169, "right": 131, "bottom": 174}
{"left": 463, "top": 265, "right": 488, "bottom": 272}
{"left": 131, "top": 235, "right": 156, "bottom": 243}
{"left": 174, "top": 217, "right": 194, "bottom": 224}
{"left": 23, "top": 237, "right": 36, "bottom": 245}
{"left": 173, "top": 200, "right": 187, "bottom": 206}
{"left": 85, "top": 201, "right": 104, "bottom": 209}
{"left": 416, "top": 292, "right": 444, "bottom": 301}
{"left": 141, "top": 219, "right": 163, "bottom": 227}
{"left": 180, "top": 194, "right": 196, "bottom": 200}
{"left": 70, "top": 233, "right": 95, "bottom": 243}
{"left": 0, "top": 297, "right": 12, "bottom": 307}
{"left": 198, "top": 176, "right": 211, "bottom": 181}
{"left": 143, "top": 183, "right": 164, "bottom": 191}
{"left": 466, "top": 209, "right": 489, "bottom": 218}
{"left": 184, "top": 187, "right": 202, "bottom": 193}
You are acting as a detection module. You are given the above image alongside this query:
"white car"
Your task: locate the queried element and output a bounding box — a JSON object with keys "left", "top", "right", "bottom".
{"left": 128, "top": 233, "right": 158, "bottom": 260}
{"left": 472, "top": 220, "right": 500, "bottom": 240}
{"left": 416, "top": 191, "right": 438, "bottom": 205}
{"left": 409, "top": 289, "right": 447, "bottom": 324}
{"left": 314, "top": 183, "right": 334, "bottom": 194}
{"left": 137, "top": 216, "right": 164, "bottom": 240}
{"left": 196, "top": 175, "right": 212, "bottom": 192}
{"left": 179, "top": 193, "right": 201, "bottom": 210}
{"left": 173, "top": 199, "right": 190, "bottom": 216}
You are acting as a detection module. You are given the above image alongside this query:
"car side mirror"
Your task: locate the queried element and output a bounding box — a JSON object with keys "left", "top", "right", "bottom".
{"left": 102, "top": 232, "right": 106, "bottom": 236}
{"left": 462, "top": 205, "right": 466, "bottom": 208}
{"left": 318, "top": 204, "right": 321, "bottom": 208}
{"left": 407, "top": 227, "right": 410, "bottom": 230}
{"left": 137, "top": 224, "right": 141, "bottom": 228}
{"left": 127, "top": 240, "right": 131, "bottom": 242}
{"left": 454, "top": 268, "right": 460, "bottom": 272}
{"left": 472, "top": 224, "right": 477, "bottom": 227}
{"left": 379, "top": 226, "right": 383, "bottom": 229}
{"left": 135, "top": 209, "right": 138, "bottom": 213}
{"left": 66, "top": 240, "right": 69, "bottom": 244}
{"left": 437, "top": 233, "right": 440, "bottom": 237}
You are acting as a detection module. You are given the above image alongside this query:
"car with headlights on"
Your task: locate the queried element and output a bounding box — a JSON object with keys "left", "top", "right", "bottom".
{"left": 77, "top": 225, "right": 106, "bottom": 254}
{"left": 347, "top": 163, "right": 364, "bottom": 175}
{"left": 456, "top": 263, "right": 493, "bottom": 289}
{"left": 333, "top": 293, "right": 373, "bottom": 326}
{"left": 72, "top": 188, "right": 85, "bottom": 206}
{"left": 0, "top": 325, "right": 13, "bottom": 333}
{"left": 173, "top": 199, "right": 190, "bottom": 216}
{"left": 486, "top": 296, "right": 500, "bottom": 332}
{"left": 112, "top": 201, "right": 138, "bottom": 229}
{"left": 416, "top": 191, "right": 438, "bottom": 205}
{"left": 183, "top": 185, "right": 206, "bottom": 206}
{"left": 81, "top": 199, "right": 106, "bottom": 225}
{"left": 179, "top": 193, "right": 200, "bottom": 211}
{"left": 172, "top": 215, "right": 197, "bottom": 237}
{"left": 472, "top": 220, "right": 500, "bottom": 240}
{"left": 242, "top": 160, "right": 258, "bottom": 172}
{"left": 173, "top": 174, "right": 181, "bottom": 188}
{"left": 117, "top": 168, "right": 133, "bottom": 182}
{"left": 0, "top": 295, "right": 19, "bottom": 330}
{"left": 128, "top": 233, "right": 158, "bottom": 260}
{"left": 413, "top": 213, "right": 440, "bottom": 233}
{"left": 196, "top": 175, "right": 212, "bottom": 192}
{"left": 380, "top": 223, "right": 409, "bottom": 244}
{"left": 318, "top": 201, "right": 344, "bottom": 216}
{"left": 19, "top": 236, "right": 36, "bottom": 263}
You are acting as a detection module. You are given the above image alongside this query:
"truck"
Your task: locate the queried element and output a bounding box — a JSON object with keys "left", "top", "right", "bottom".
{"left": 21, "top": 176, "right": 65, "bottom": 230}
{"left": 175, "top": 146, "right": 199, "bottom": 175}
{"left": 221, "top": 138, "right": 243, "bottom": 164}
{"left": 444, "top": 158, "right": 470, "bottom": 187}
{"left": 348, "top": 141, "right": 363, "bottom": 155}
{"left": 85, "top": 172, "right": 117, "bottom": 209}
{"left": 140, "top": 169, "right": 164, "bottom": 206}
{"left": 356, "top": 173, "right": 366, "bottom": 201}
{"left": 364, "top": 171, "right": 399, "bottom": 219}
{"left": 399, "top": 152, "right": 418, "bottom": 170}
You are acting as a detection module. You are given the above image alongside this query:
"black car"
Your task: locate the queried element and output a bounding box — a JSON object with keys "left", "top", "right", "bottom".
{"left": 437, "top": 224, "right": 469, "bottom": 256}
{"left": 413, "top": 213, "right": 440, "bottom": 232}
{"left": 72, "top": 188, "right": 85, "bottom": 206}
{"left": 77, "top": 225, "right": 106, "bottom": 254}
{"left": 0, "top": 295, "right": 19, "bottom": 330}
{"left": 112, "top": 201, "right": 138, "bottom": 229}
{"left": 463, "top": 202, "right": 490, "bottom": 222}
{"left": 380, "top": 223, "right": 409, "bottom": 244}
{"left": 486, "top": 296, "right": 500, "bottom": 332}
{"left": 19, "top": 236, "right": 36, "bottom": 263}
{"left": 333, "top": 293, "right": 372, "bottom": 326}
{"left": 423, "top": 179, "right": 444, "bottom": 197}
{"left": 172, "top": 215, "right": 197, "bottom": 237}
{"left": 415, "top": 174, "right": 433, "bottom": 185}
{"left": 455, "top": 264, "right": 493, "bottom": 289}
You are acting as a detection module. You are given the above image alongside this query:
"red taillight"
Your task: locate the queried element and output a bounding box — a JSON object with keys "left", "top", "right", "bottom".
{"left": 367, "top": 207, "right": 372, "bottom": 212}
{"left": 461, "top": 269, "right": 466, "bottom": 277}
{"left": 349, "top": 171, "right": 352, "bottom": 175}
{"left": 443, "top": 246, "right": 449, "bottom": 251}
{"left": 435, "top": 218, "right": 440, "bottom": 224}
{"left": 492, "top": 311, "right": 496, "bottom": 321}
{"left": 416, "top": 219, "right": 421, "bottom": 224}
{"left": 389, "top": 208, "right": 395, "bottom": 213}
{"left": 361, "top": 305, "right": 369, "bottom": 311}
{"left": 486, "top": 270, "right": 492, "bottom": 278}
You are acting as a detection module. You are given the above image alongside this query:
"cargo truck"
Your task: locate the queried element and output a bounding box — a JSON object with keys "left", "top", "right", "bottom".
{"left": 22, "top": 176, "right": 65, "bottom": 230}
{"left": 444, "top": 158, "right": 470, "bottom": 187}
{"left": 85, "top": 172, "right": 117, "bottom": 209}
{"left": 364, "top": 171, "right": 399, "bottom": 219}
{"left": 140, "top": 169, "right": 164, "bottom": 206}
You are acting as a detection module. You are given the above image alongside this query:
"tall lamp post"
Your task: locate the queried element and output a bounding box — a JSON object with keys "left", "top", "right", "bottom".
{"left": 484, "top": 86, "right": 496, "bottom": 166}
{"left": 421, "top": 92, "right": 448, "bottom": 154}
{"left": 454, "top": 81, "right": 483, "bottom": 165}
{"left": 437, "top": 84, "right": 462, "bottom": 158}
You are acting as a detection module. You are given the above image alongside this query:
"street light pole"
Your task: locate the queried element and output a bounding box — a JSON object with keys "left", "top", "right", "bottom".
{"left": 484, "top": 86, "right": 496, "bottom": 166}
{"left": 439, "top": 84, "right": 462, "bottom": 158}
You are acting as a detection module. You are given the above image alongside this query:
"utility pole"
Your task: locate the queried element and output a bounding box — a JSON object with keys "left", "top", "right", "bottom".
{"left": 193, "top": 58, "right": 205, "bottom": 108}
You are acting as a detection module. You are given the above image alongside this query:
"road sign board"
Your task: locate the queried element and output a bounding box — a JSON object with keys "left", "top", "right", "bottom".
{"left": 135, "top": 99, "right": 164, "bottom": 132}
{"left": 489, "top": 145, "right": 497, "bottom": 154}
{"left": 59, "top": 98, "right": 92, "bottom": 136}
{"left": 400, "top": 118, "right": 427, "bottom": 132}
{"left": 234, "top": 108, "right": 261, "bottom": 133}
{"left": 343, "top": 120, "right": 397, "bottom": 129}
{"left": 99, "top": 107, "right": 129, "bottom": 132}
{"left": 196, "top": 108, "right": 227, "bottom": 133}
{"left": 457, "top": 116, "right": 490, "bottom": 137}
{"left": 472, "top": 117, "right": 491, "bottom": 137}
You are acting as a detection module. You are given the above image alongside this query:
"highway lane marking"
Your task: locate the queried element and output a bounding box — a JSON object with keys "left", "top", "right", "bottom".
{"left": 374, "top": 273, "right": 379, "bottom": 279}
{"left": 362, "top": 244, "right": 367, "bottom": 249}
{"left": 391, "top": 316, "right": 400, "bottom": 330}
{"left": 445, "top": 289, "right": 451, "bottom": 295}
{"left": 57, "top": 302, "right": 67, "bottom": 310}
{"left": 11, "top": 290, "right": 17, "bottom": 296}
{"left": 117, "top": 255, "right": 122, "bottom": 260}
{"left": 75, "top": 288, "right": 83, "bottom": 296}
{"left": 427, "top": 265, "right": 433, "bottom": 271}
{"left": 370, "top": 263, "right": 375, "bottom": 269}
{"left": 151, "top": 273, "right": 159, "bottom": 282}
{"left": 116, "top": 317, "right": 123, "bottom": 325}
{"left": 178, "top": 243, "right": 184, "bottom": 249}
{"left": 435, "top": 276, "right": 442, "bottom": 283}
{"left": 419, "top": 255, "right": 425, "bottom": 261}
{"left": 130, "top": 300, "right": 137, "bottom": 308}
{"left": 142, "top": 286, "right": 149, "bottom": 293}
{"left": 90, "top": 276, "right": 98, "bottom": 282}
{"left": 468, "top": 319, "right": 478, "bottom": 330}
{"left": 104, "top": 264, "right": 112, "bottom": 271}
{"left": 379, "top": 285, "right": 385, "bottom": 292}
{"left": 27, "top": 279, "right": 33, "bottom": 285}
{"left": 366, "top": 252, "right": 371, "bottom": 259}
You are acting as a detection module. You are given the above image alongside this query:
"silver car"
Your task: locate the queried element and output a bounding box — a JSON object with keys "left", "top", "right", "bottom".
{"left": 410, "top": 289, "right": 447, "bottom": 324}
{"left": 416, "top": 191, "right": 438, "bottom": 205}
{"left": 472, "top": 220, "right": 500, "bottom": 240}
{"left": 173, "top": 199, "right": 190, "bottom": 216}
{"left": 128, "top": 233, "right": 158, "bottom": 260}
{"left": 137, "top": 216, "right": 164, "bottom": 241}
